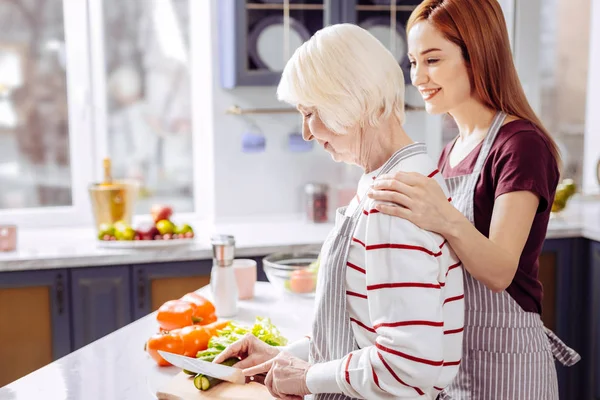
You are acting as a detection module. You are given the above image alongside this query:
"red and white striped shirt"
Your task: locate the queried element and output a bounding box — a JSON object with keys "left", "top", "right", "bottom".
{"left": 288, "top": 151, "right": 464, "bottom": 399}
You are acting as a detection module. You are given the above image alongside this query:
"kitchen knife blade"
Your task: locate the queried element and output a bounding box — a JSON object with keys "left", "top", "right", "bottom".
{"left": 158, "top": 351, "right": 246, "bottom": 385}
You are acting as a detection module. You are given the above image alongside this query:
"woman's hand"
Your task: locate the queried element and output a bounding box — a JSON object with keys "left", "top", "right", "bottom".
{"left": 212, "top": 333, "right": 280, "bottom": 370}
{"left": 368, "top": 171, "right": 459, "bottom": 235}
{"left": 243, "top": 352, "right": 311, "bottom": 400}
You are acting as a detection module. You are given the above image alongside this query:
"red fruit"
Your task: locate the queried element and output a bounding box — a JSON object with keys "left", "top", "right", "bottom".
{"left": 151, "top": 204, "right": 173, "bottom": 223}
{"left": 137, "top": 223, "right": 159, "bottom": 240}
{"left": 103, "top": 234, "right": 111, "bottom": 241}
{"left": 154, "top": 235, "right": 163, "bottom": 240}
{"left": 163, "top": 233, "right": 172, "bottom": 240}
{"left": 184, "top": 232, "right": 194, "bottom": 239}
{"left": 134, "top": 235, "right": 141, "bottom": 240}
{"left": 172, "top": 234, "right": 180, "bottom": 239}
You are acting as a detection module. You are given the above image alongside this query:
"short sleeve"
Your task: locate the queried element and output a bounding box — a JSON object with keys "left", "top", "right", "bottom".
{"left": 491, "top": 130, "right": 559, "bottom": 213}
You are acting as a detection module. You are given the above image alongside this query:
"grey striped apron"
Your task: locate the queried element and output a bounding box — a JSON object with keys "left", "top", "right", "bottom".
{"left": 309, "top": 143, "right": 428, "bottom": 400}
{"left": 439, "top": 112, "right": 580, "bottom": 400}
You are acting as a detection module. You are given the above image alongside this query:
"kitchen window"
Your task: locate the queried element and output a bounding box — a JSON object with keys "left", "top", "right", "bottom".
{"left": 91, "top": 0, "right": 195, "bottom": 215}
{"left": 0, "top": 0, "right": 210, "bottom": 229}
{"left": 0, "top": 0, "right": 95, "bottom": 228}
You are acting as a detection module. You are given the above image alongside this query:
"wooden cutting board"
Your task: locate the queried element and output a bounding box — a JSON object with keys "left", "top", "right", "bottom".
{"left": 157, "top": 371, "right": 274, "bottom": 400}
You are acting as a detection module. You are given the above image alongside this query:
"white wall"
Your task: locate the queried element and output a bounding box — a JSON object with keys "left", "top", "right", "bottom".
{"left": 205, "top": 0, "right": 435, "bottom": 221}
{"left": 583, "top": 0, "right": 600, "bottom": 193}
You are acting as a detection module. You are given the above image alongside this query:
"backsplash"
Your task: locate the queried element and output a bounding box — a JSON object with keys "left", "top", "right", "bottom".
{"left": 210, "top": 85, "right": 437, "bottom": 220}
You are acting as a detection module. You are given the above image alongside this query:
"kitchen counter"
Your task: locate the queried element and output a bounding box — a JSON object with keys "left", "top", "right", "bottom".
{"left": 1, "top": 198, "right": 600, "bottom": 273}
{"left": 0, "top": 282, "right": 315, "bottom": 400}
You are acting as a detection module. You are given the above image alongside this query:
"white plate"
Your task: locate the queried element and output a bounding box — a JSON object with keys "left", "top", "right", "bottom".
{"left": 97, "top": 238, "right": 195, "bottom": 249}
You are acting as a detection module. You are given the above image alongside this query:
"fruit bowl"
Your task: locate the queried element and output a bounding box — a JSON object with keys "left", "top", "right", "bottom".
{"left": 262, "top": 251, "right": 320, "bottom": 296}
{"left": 95, "top": 203, "right": 196, "bottom": 248}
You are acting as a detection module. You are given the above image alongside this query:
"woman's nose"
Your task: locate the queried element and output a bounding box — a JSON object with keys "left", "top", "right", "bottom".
{"left": 302, "top": 124, "right": 314, "bottom": 141}
{"left": 411, "top": 63, "right": 428, "bottom": 87}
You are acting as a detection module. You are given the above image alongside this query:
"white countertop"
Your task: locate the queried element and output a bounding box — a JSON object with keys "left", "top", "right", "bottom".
{"left": 0, "top": 282, "right": 315, "bottom": 400}
{"left": 1, "top": 198, "right": 600, "bottom": 273}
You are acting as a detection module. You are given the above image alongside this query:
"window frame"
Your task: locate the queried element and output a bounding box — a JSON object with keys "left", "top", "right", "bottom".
{"left": 0, "top": 0, "right": 96, "bottom": 229}
{"left": 0, "top": 0, "right": 216, "bottom": 229}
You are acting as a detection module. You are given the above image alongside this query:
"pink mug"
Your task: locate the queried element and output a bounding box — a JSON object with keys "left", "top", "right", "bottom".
{"left": 232, "top": 259, "right": 257, "bottom": 300}
{"left": 0, "top": 225, "right": 17, "bottom": 252}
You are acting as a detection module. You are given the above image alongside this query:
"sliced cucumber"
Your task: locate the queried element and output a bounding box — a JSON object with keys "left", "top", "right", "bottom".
{"left": 192, "top": 357, "right": 239, "bottom": 391}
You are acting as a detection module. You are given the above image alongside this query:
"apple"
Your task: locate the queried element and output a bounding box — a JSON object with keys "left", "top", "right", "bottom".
{"left": 151, "top": 204, "right": 173, "bottom": 223}
{"left": 136, "top": 223, "right": 159, "bottom": 240}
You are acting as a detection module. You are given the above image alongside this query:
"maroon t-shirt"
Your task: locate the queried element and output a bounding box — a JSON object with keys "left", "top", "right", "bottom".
{"left": 439, "top": 120, "right": 559, "bottom": 314}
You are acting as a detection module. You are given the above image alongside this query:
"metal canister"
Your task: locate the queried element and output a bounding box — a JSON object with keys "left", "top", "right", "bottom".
{"left": 210, "top": 234, "right": 236, "bottom": 267}
{"left": 210, "top": 234, "right": 238, "bottom": 317}
{"left": 304, "top": 183, "right": 329, "bottom": 223}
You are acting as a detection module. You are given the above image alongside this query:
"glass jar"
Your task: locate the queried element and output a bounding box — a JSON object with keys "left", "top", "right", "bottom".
{"left": 304, "top": 183, "right": 329, "bottom": 223}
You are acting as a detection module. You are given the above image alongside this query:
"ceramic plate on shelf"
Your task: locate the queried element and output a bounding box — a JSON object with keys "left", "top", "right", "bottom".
{"left": 368, "top": 0, "right": 409, "bottom": 5}
{"left": 248, "top": 15, "right": 311, "bottom": 71}
{"left": 360, "top": 16, "right": 407, "bottom": 64}
{"left": 258, "top": 0, "right": 304, "bottom": 3}
{"left": 97, "top": 238, "right": 195, "bottom": 249}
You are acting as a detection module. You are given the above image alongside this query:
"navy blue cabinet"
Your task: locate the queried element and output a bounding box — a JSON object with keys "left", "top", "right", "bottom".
{"left": 590, "top": 240, "right": 600, "bottom": 399}
{"left": 132, "top": 260, "right": 213, "bottom": 320}
{"left": 70, "top": 266, "right": 132, "bottom": 350}
{"left": 540, "top": 238, "right": 588, "bottom": 400}
{"left": 218, "top": 0, "right": 344, "bottom": 88}
{"left": 0, "top": 269, "right": 71, "bottom": 387}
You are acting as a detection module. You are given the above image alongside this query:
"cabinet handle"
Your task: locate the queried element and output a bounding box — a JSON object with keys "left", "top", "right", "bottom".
{"left": 56, "top": 273, "right": 65, "bottom": 315}
{"left": 137, "top": 269, "right": 146, "bottom": 309}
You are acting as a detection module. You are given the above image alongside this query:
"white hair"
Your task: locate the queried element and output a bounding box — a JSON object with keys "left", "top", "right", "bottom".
{"left": 277, "top": 23, "right": 405, "bottom": 134}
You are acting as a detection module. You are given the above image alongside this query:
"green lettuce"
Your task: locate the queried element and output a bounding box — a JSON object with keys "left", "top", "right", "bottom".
{"left": 196, "top": 317, "right": 288, "bottom": 360}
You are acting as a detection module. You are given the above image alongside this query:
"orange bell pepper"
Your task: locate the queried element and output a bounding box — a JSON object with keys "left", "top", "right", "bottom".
{"left": 157, "top": 293, "right": 217, "bottom": 331}
{"left": 145, "top": 330, "right": 185, "bottom": 367}
{"left": 181, "top": 292, "right": 217, "bottom": 325}
{"left": 146, "top": 320, "right": 230, "bottom": 366}
{"left": 157, "top": 300, "right": 197, "bottom": 331}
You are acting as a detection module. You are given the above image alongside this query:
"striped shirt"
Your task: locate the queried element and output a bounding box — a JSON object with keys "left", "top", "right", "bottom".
{"left": 286, "top": 151, "right": 464, "bottom": 399}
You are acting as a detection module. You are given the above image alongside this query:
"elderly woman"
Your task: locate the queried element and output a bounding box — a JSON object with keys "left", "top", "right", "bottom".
{"left": 213, "top": 24, "right": 464, "bottom": 400}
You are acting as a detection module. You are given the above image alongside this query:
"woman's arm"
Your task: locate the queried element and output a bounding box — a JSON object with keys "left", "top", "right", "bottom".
{"left": 369, "top": 172, "right": 539, "bottom": 292}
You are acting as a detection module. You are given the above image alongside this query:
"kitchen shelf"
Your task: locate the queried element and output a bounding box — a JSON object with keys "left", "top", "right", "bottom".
{"left": 246, "top": 3, "right": 325, "bottom": 10}
{"left": 355, "top": 5, "right": 417, "bottom": 12}
{"left": 226, "top": 103, "right": 426, "bottom": 115}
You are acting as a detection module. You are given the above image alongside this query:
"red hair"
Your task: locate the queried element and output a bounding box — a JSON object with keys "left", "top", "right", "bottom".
{"left": 408, "top": 0, "right": 561, "bottom": 166}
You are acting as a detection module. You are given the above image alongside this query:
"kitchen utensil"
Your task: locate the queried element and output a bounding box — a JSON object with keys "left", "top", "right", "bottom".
{"left": 158, "top": 351, "right": 246, "bottom": 384}
{"left": 156, "top": 371, "right": 274, "bottom": 400}
{"left": 262, "top": 250, "right": 320, "bottom": 296}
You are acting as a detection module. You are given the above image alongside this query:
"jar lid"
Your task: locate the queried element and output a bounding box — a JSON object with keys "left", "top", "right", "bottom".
{"left": 210, "top": 234, "right": 235, "bottom": 246}
{"left": 304, "top": 183, "right": 328, "bottom": 195}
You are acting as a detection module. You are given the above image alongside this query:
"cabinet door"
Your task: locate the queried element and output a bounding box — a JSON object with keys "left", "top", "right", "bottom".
{"left": 540, "top": 238, "right": 584, "bottom": 400}
{"left": 591, "top": 241, "right": 600, "bottom": 399}
{"left": 132, "top": 260, "right": 212, "bottom": 320}
{"left": 218, "top": 0, "right": 343, "bottom": 88}
{"left": 0, "top": 269, "right": 71, "bottom": 387}
{"left": 71, "top": 266, "right": 132, "bottom": 350}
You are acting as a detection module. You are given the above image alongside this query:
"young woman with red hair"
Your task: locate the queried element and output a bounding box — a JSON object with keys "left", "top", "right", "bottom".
{"left": 369, "top": 0, "right": 580, "bottom": 398}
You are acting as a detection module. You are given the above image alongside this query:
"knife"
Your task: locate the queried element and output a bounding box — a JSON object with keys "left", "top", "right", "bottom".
{"left": 158, "top": 351, "right": 265, "bottom": 385}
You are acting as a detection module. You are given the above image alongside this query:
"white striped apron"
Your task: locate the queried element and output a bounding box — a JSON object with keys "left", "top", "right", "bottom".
{"left": 439, "top": 112, "right": 580, "bottom": 400}
{"left": 309, "top": 144, "right": 428, "bottom": 400}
